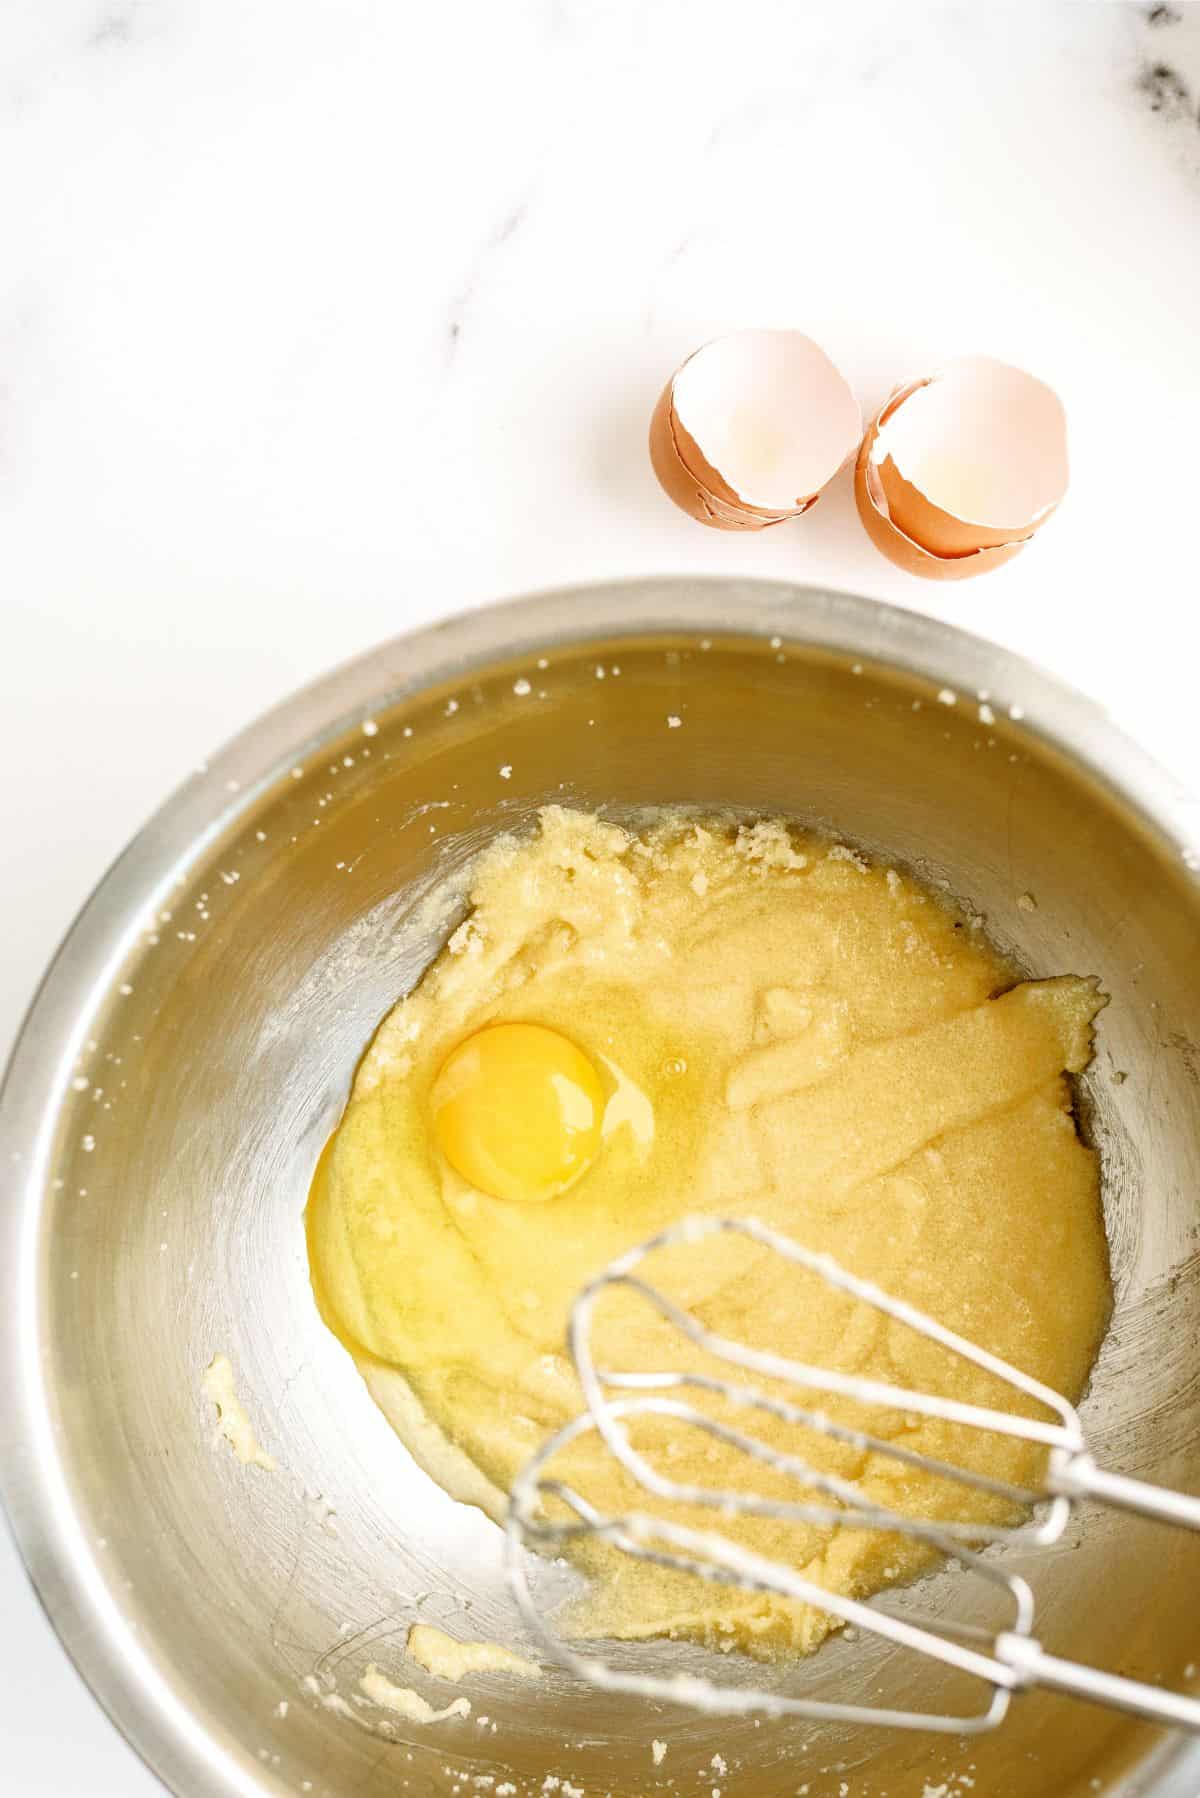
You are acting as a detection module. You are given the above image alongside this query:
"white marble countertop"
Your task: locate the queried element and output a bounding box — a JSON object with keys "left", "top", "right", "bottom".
{"left": 2, "top": 2, "right": 1199, "bottom": 1791}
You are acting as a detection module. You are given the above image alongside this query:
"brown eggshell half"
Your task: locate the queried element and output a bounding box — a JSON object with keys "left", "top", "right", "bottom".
{"left": 869, "top": 357, "right": 1068, "bottom": 561}
{"left": 648, "top": 331, "right": 861, "bottom": 531}
{"left": 854, "top": 391, "right": 1028, "bottom": 581}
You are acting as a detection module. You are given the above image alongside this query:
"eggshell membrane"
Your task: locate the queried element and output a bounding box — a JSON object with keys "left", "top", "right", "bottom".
{"left": 649, "top": 331, "right": 861, "bottom": 531}
{"left": 854, "top": 385, "right": 1027, "bottom": 582}
{"left": 873, "top": 357, "right": 1068, "bottom": 559}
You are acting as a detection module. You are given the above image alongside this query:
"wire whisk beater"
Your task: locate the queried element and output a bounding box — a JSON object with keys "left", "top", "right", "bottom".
{"left": 505, "top": 1217, "right": 1200, "bottom": 1735}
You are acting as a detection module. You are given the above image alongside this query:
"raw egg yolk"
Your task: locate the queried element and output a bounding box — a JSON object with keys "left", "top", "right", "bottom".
{"left": 430, "top": 1022, "right": 606, "bottom": 1203}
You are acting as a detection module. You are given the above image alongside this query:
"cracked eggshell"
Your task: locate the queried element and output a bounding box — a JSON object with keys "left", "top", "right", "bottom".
{"left": 649, "top": 330, "right": 862, "bottom": 531}
{"left": 855, "top": 357, "right": 1068, "bottom": 580}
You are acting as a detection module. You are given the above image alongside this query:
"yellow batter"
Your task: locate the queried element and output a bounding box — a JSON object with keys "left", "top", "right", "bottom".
{"left": 307, "top": 807, "right": 1111, "bottom": 1659}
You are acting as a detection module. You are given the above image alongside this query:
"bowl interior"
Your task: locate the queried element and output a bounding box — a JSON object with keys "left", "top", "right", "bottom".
{"left": 6, "top": 587, "right": 1200, "bottom": 1798}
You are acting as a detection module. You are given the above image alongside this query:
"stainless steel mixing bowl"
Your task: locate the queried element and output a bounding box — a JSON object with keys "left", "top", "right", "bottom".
{"left": 2, "top": 578, "right": 1199, "bottom": 1798}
